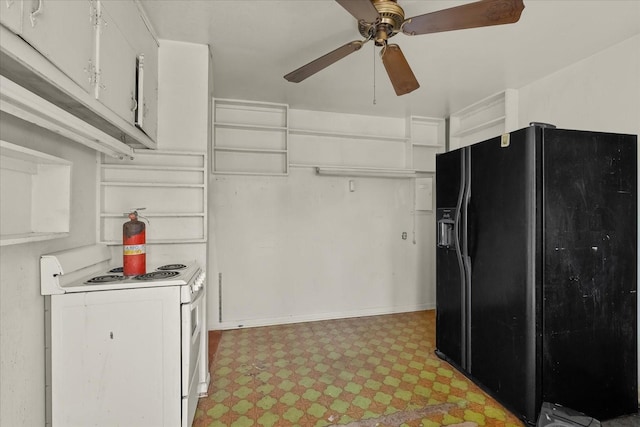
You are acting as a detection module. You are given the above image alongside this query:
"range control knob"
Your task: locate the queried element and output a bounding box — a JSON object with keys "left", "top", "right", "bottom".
{"left": 192, "top": 271, "right": 206, "bottom": 291}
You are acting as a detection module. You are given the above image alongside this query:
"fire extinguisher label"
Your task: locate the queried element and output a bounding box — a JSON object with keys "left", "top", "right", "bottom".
{"left": 123, "top": 244, "right": 146, "bottom": 255}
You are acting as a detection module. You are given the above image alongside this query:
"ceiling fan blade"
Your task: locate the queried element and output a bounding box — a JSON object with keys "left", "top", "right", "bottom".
{"left": 381, "top": 44, "right": 419, "bottom": 96}
{"left": 335, "top": 0, "right": 380, "bottom": 23}
{"left": 402, "top": 0, "right": 525, "bottom": 36}
{"left": 284, "top": 40, "right": 365, "bottom": 83}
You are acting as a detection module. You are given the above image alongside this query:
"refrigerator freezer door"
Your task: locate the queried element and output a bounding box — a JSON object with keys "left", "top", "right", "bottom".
{"left": 468, "top": 127, "right": 540, "bottom": 423}
{"left": 542, "top": 129, "right": 637, "bottom": 420}
{"left": 435, "top": 149, "right": 466, "bottom": 369}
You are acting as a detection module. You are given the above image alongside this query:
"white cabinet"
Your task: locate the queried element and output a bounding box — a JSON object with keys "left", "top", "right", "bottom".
{"left": 0, "top": 0, "right": 23, "bottom": 34}
{"left": 95, "top": 0, "right": 137, "bottom": 124}
{"left": 1, "top": 0, "right": 159, "bottom": 147}
{"left": 449, "top": 89, "right": 519, "bottom": 149}
{"left": 99, "top": 150, "right": 207, "bottom": 244}
{"left": 49, "top": 287, "right": 181, "bottom": 426}
{"left": 19, "top": 0, "right": 95, "bottom": 93}
{"left": 0, "top": 140, "right": 71, "bottom": 246}
{"left": 213, "top": 99, "right": 289, "bottom": 175}
{"left": 96, "top": 0, "right": 159, "bottom": 141}
{"left": 407, "top": 116, "right": 445, "bottom": 173}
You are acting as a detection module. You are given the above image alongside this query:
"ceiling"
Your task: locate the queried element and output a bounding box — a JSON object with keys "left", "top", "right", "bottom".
{"left": 139, "top": 0, "right": 640, "bottom": 119}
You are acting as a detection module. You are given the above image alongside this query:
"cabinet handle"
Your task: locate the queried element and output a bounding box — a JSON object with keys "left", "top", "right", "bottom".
{"left": 30, "top": 0, "right": 43, "bottom": 27}
{"left": 130, "top": 95, "right": 138, "bottom": 112}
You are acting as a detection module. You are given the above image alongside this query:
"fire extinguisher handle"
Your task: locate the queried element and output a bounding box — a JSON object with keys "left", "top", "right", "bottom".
{"left": 138, "top": 214, "right": 150, "bottom": 226}
{"left": 124, "top": 208, "right": 149, "bottom": 226}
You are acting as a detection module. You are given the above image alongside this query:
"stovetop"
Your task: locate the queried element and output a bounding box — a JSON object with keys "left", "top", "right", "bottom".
{"left": 40, "top": 245, "right": 205, "bottom": 302}
{"left": 85, "top": 264, "right": 189, "bottom": 284}
{"left": 49, "top": 262, "right": 204, "bottom": 302}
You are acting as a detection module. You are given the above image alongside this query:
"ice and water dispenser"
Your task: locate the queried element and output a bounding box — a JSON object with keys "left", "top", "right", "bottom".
{"left": 437, "top": 208, "right": 455, "bottom": 249}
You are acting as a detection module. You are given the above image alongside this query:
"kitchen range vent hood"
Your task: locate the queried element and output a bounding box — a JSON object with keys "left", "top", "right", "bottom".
{"left": 0, "top": 25, "right": 155, "bottom": 154}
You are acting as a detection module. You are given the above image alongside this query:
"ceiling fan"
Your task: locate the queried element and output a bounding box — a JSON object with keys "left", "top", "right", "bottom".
{"left": 284, "top": 0, "right": 525, "bottom": 96}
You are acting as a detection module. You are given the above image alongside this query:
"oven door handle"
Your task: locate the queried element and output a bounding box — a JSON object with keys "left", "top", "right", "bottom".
{"left": 184, "top": 286, "right": 205, "bottom": 346}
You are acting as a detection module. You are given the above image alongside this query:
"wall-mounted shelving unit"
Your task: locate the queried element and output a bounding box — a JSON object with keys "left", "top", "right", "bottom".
{"left": 99, "top": 150, "right": 207, "bottom": 244}
{"left": 213, "top": 99, "right": 288, "bottom": 175}
{"left": 449, "top": 89, "right": 518, "bottom": 150}
{"left": 212, "top": 100, "right": 447, "bottom": 178}
{"left": 407, "top": 116, "right": 446, "bottom": 173}
{"left": 288, "top": 109, "right": 409, "bottom": 171}
{"left": 0, "top": 140, "right": 72, "bottom": 246}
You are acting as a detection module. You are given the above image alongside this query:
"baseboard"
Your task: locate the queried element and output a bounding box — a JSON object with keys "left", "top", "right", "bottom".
{"left": 212, "top": 303, "right": 435, "bottom": 330}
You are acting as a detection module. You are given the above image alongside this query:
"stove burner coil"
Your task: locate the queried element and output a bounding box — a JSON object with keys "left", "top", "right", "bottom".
{"left": 157, "top": 264, "right": 187, "bottom": 271}
{"left": 86, "top": 275, "right": 125, "bottom": 283}
{"left": 133, "top": 271, "right": 180, "bottom": 281}
{"left": 108, "top": 267, "right": 124, "bottom": 273}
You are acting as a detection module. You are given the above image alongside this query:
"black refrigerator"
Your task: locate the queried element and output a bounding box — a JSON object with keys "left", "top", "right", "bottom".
{"left": 435, "top": 123, "right": 637, "bottom": 425}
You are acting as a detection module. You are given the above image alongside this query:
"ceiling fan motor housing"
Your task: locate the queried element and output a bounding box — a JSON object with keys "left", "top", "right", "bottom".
{"left": 358, "top": 0, "right": 405, "bottom": 45}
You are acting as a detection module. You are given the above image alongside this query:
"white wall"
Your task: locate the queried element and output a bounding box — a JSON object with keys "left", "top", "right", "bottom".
{"left": 156, "top": 39, "right": 214, "bottom": 323}
{"left": 211, "top": 109, "right": 436, "bottom": 329}
{"left": 517, "top": 34, "right": 640, "bottom": 401}
{"left": 518, "top": 35, "right": 639, "bottom": 135}
{"left": 0, "top": 113, "right": 99, "bottom": 426}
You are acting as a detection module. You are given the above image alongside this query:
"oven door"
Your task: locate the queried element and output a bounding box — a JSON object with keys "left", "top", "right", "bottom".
{"left": 181, "top": 285, "right": 204, "bottom": 427}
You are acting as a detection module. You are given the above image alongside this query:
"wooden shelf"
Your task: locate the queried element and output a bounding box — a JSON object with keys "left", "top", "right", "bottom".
{"left": 101, "top": 182, "right": 205, "bottom": 188}
{"left": 1, "top": 140, "right": 72, "bottom": 245}
{"left": 214, "top": 122, "right": 287, "bottom": 132}
{"left": 101, "top": 238, "right": 206, "bottom": 245}
{"left": 214, "top": 146, "right": 286, "bottom": 154}
{"left": 289, "top": 128, "right": 407, "bottom": 143}
{"left": 451, "top": 115, "right": 506, "bottom": 138}
{"left": 412, "top": 143, "right": 443, "bottom": 148}
{"left": 213, "top": 98, "right": 288, "bottom": 175}
{"left": 214, "top": 98, "right": 288, "bottom": 127}
{"left": 100, "top": 164, "right": 203, "bottom": 172}
{"left": 211, "top": 171, "right": 289, "bottom": 177}
{"left": 101, "top": 212, "right": 205, "bottom": 218}
{"left": 449, "top": 89, "right": 518, "bottom": 149}
{"left": 407, "top": 116, "right": 445, "bottom": 173}
{"left": 99, "top": 150, "right": 207, "bottom": 244}
{"left": 1, "top": 232, "right": 70, "bottom": 247}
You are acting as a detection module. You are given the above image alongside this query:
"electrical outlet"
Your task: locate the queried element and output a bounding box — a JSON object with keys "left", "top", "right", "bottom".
{"left": 402, "top": 232, "right": 407, "bottom": 240}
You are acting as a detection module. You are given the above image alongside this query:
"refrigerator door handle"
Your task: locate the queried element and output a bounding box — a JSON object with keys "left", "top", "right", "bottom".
{"left": 453, "top": 148, "right": 468, "bottom": 367}
{"left": 466, "top": 199, "right": 477, "bottom": 260}
{"left": 461, "top": 147, "right": 473, "bottom": 371}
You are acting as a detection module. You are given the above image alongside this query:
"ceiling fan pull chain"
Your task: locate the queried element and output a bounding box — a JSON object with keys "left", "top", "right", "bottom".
{"left": 372, "top": 43, "right": 376, "bottom": 105}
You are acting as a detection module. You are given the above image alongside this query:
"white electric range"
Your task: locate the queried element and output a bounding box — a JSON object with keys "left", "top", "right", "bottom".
{"left": 40, "top": 244, "right": 209, "bottom": 427}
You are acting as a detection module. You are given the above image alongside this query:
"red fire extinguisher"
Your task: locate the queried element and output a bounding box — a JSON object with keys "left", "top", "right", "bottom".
{"left": 123, "top": 209, "right": 146, "bottom": 276}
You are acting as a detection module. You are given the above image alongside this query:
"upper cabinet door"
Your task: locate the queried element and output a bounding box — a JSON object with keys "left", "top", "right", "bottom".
{"left": 95, "top": 0, "right": 137, "bottom": 123}
{"left": 20, "top": 0, "right": 95, "bottom": 93}
{"left": 0, "top": 0, "right": 23, "bottom": 34}
{"left": 93, "top": 0, "right": 158, "bottom": 139}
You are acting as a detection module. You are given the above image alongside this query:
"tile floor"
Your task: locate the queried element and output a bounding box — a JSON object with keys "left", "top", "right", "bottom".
{"left": 194, "top": 310, "right": 525, "bottom": 426}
